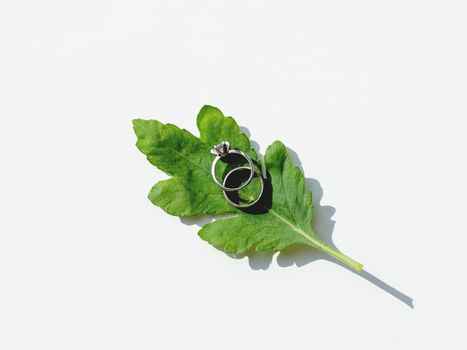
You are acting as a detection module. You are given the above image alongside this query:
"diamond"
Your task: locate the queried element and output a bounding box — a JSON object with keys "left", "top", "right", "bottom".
{"left": 210, "top": 141, "right": 230, "bottom": 157}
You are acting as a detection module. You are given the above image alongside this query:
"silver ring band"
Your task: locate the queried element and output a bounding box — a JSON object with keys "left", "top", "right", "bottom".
{"left": 222, "top": 166, "right": 264, "bottom": 208}
{"left": 211, "top": 149, "right": 254, "bottom": 192}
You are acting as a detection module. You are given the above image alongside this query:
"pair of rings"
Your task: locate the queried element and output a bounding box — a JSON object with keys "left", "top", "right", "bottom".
{"left": 210, "top": 141, "right": 264, "bottom": 208}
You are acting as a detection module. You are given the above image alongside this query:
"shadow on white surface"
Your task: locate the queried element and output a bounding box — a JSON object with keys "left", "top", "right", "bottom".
{"left": 180, "top": 216, "right": 215, "bottom": 227}
{"left": 275, "top": 177, "right": 414, "bottom": 309}
{"left": 274, "top": 148, "right": 414, "bottom": 308}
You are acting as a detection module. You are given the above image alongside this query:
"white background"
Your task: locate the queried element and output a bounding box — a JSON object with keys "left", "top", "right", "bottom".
{"left": 1, "top": 1, "right": 466, "bottom": 349}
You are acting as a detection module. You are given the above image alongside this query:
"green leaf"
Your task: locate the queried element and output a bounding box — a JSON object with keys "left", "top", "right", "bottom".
{"left": 133, "top": 106, "right": 362, "bottom": 272}
{"left": 133, "top": 105, "right": 257, "bottom": 216}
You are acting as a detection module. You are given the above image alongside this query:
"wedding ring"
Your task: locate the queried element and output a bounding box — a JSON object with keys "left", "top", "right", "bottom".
{"left": 210, "top": 141, "right": 254, "bottom": 192}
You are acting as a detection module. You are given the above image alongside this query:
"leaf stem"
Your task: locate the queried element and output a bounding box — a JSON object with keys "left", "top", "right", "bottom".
{"left": 311, "top": 238, "right": 363, "bottom": 272}
{"left": 269, "top": 209, "right": 363, "bottom": 272}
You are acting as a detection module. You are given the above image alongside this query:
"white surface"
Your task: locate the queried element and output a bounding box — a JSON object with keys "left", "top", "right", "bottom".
{"left": 1, "top": 1, "right": 467, "bottom": 349}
